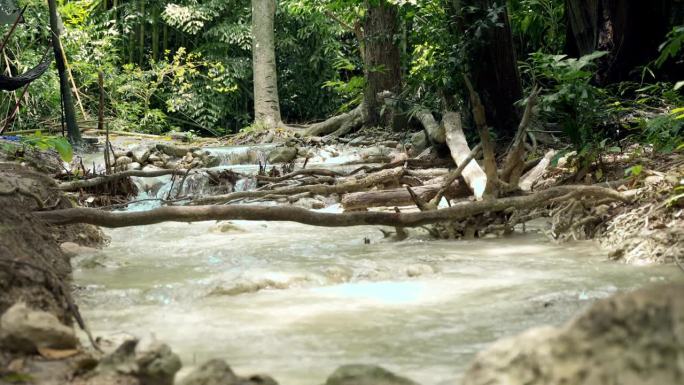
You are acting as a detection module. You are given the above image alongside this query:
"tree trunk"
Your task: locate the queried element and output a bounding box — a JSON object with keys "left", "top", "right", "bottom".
{"left": 251, "top": 0, "right": 281, "bottom": 129}
{"left": 362, "top": 0, "right": 402, "bottom": 129}
{"left": 565, "top": 0, "right": 676, "bottom": 83}
{"left": 48, "top": 0, "right": 81, "bottom": 144}
{"left": 459, "top": 0, "right": 523, "bottom": 136}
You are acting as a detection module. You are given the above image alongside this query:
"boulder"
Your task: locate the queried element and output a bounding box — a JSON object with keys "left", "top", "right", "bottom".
{"left": 156, "top": 144, "right": 197, "bottom": 158}
{"left": 115, "top": 156, "right": 133, "bottom": 167}
{"left": 136, "top": 342, "right": 182, "bottom": 385}
{"left": 179, "top": 359, "right": 238, "bottom": 385}
{"left": 325, "top": 364, "right": 419, "bottom": 385}
{"left": 410, "top": 132, "right": 428, "bottom": 156}
{"left": 180, "top": 359, "right": 278, "bottom": 385}
{"left": 132, "top": 148, "right": 151, "bottom": 164}
{"left": 128, "top": 162, "right": 142, "bottom": 171}
{"left": 267, "top": 147, "right": 297, "bottom": 163}
{"left": 204, "top": 156, "right": 221, "bottom": 168}
{"left": 0, "top": 302, "right": 78, "bottom": 353}
{"left": 462, "top": 284, "right": 684, "bottom": 385}
{"left": 60, "top": 242, "right": 98, "bottom": 258}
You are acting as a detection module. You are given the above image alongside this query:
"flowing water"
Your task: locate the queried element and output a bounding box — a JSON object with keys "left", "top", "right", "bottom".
{"left": 73, "top": 145, "right": 684, "bottom": 385}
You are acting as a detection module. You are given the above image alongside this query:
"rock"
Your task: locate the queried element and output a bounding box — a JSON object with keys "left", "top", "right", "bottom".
{"left": 136, "top": 342, "right": 182, "bottom": 385}
{"left": 128, "top": 162, "right": 142, "bottom": 171}
{"left": 60, "top": 242, "right": 98, "bottom": 258}
{"left": 210, "top": 222, "right": 246, "bottom": 234}
{"left": 132, "top": 148, "right": 151, "bottom": 164}
{"left": 169, "top": 131, "right": 190, "bottom": 142}
{"left": 405, "top": 264, "right": 435, "bottom": 277}
{"left": 153, "top": 161, "right": 166, "bottom": 168}
{"left": 179, "top": 359, "right": 238, "bottom": 385}
{"left": 205, "top": 156, "right": 221, "bottom": 168}
{"left": 115, "top": 156, "right": 133, "bottom": 167}
{"left": 291, "top": 197, "right": 325, "bottom": 210}
{"left": 267, "top": 147, "right": 297, "bottom": 163}
{"left": 148, "top": 154, "right": 161, "bottom": 163}
{"left": 0, "top": 302, "right": 78, "bottom": 353}
{"left": 180, "top": 359, "right": 278, "bottom": 385}
{"left": 325, "top": 364, "right": 419, "bottom": 385}
{"left": 156, "top": 144, "right": 197, "bottom": 158}
{"left": 410, "top": 131, "right": 428, "bottom": 156}
{"left": 462, "top": 284, "right": 684, "bottom": 385}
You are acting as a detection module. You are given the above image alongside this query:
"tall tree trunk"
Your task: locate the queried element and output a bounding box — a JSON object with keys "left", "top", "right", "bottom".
{"left": 362, "top": 0, "right": 402, "bottom": 130}
{"left": 152, "top": 5, "right": 160, "bottom": 62}
{"left": 459, "top": 0, "right": 523, "bottom": 136}
{"left": 565, "top": 0, "right": 677, "bottom": 83}
{"left": 138, "top": 0, "right": 145, "bottom": 65}
{"left": 251, "top": 0, "right": 281, "bottom": 129}
{"left": 48, "top": 0, "right": 80, "bottom": 144}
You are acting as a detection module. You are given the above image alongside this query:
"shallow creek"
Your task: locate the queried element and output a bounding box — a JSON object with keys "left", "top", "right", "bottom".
{"left": 73, "top": 145, "right": 684, "bottom": 385}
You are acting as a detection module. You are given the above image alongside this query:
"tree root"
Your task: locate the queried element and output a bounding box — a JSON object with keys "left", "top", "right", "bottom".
{"left": 59, "top": 169, "right": 190, "bottom": 191}
{"left": 36, "top": 185, "right": 629, "bottom": 229}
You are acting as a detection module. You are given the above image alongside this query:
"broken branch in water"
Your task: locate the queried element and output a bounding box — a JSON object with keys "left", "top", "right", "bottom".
{"left": 36, "top": 185, "right": 629, "bottom": 228}
{"left": 58, "top": 169, "right": 189, "bottom": 191}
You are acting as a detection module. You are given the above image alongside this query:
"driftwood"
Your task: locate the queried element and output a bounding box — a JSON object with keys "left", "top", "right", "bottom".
{"left": 341, "top": 179, "right": 470, "bottom": 211}
{"left": 428, "top": 143, "right": 482, "bottom": 208}
{"left": 415, "top": 109, "right": 445, "bottom": 144}
{"left": 193, "top": 167, "right": 405, "bottom": 205}
{"left": 36, "top": 185, "right": 629, "bottom": 228}
{"left": 443, "top": 111, "right": 487, "bottom": 199}
{"left": 520, "top": 150, "right": 557, "bottom": 191}
{"left": 59, "top": 169, "right": 188, "bottom": 191}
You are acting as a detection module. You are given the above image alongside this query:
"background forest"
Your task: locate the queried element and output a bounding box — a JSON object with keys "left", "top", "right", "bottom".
{"left": 0, "top": 0, "right": 682, "bottom": 154}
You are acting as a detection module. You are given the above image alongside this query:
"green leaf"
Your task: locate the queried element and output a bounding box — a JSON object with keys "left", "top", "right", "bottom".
{"left": 47, "top": 137, "right": 73, "bottom": 162}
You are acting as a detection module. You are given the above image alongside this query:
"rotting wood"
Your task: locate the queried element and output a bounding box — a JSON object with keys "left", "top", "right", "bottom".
{"left": 415, "top": 109, "right": 445, "bottom": 144}
{"left": 36, "top": 185, "right": 629, "bottom": 228}
{"left": 304, "top": 103, "right": 364, "bottom": 137}
{"left": 443, "top": 111, "right": 487, "bottom": 199}
{"left": 428, "top": 143, "right": 482, "bottom": 208}
{"left": 256, "top": 168, "right": 342, "bottom": 183}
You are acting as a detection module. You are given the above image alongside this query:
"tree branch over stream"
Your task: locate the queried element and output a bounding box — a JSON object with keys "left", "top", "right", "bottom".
{"left": 36, "top": 185, "right": 629, "bottom": 228}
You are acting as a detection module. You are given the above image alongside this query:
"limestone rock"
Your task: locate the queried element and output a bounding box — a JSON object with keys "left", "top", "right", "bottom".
{"left": 128, "top": 162, "right": 142, "bottom": 171}
{"left": 325, "top": 364, "right": 419, "bottom": 385}
{"left": 180, "top": 359, "right": 278, "bottom": 385}
{"left": 410, "top": 132, "right": 428, "bottom": 156}
{"left": 115, "top": 156, "right": 133, "bottom": 167}
{"left": 60, "top": 242, "right": 98, "bottom": 258}
{"left": 132, "top": 148, "right": 151, "bottom": 164}
{"left": 136, "top": 342, "right": 182, "bottom": 385}
{"left": 179, "top": 359, "right": 238, "bottom": 385}
{"left": 267, "top": 147, "right": 297, "bottom": 163}
{"left": 0, "top": 302, "right": 78, "bottom": 353}
{"left": 462, "top": 284, "right": 684, "bottom": 385}
{"left": 156, "top": 144, "right": 197, "bottom": 158}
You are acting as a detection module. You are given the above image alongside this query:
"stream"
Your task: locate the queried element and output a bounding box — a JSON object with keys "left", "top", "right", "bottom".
{"left": 72, "top": 144, "right": 684, "bottom": 385}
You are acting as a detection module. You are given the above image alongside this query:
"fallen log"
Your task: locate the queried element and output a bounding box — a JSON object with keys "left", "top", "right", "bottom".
{"left": 36, "top": 185, "right": 629, "bottom": 228}
{"left": 443, "top": 111, "right": 487, "bottom": 199}
{"left": 341, "top": 180, "right": 470, "bottom": 211}
{"left": 304, "top": 104, "right": 364, "bottom": 137}
{"left": 520, "top": 150, "right": 557, "bottom": 191}
{"left": 415, "top": 109, "right": 445, "bottom": 144}
{"left": 59, "top": 169, "right": 188, "bottom": 191}
{"left": 193, "top": 167, "right": 405, "bottom": 205}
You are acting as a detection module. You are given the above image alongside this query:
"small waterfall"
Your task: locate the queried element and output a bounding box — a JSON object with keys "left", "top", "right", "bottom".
{"left": 206, "top": 144, "right": 276, "bottom": 166}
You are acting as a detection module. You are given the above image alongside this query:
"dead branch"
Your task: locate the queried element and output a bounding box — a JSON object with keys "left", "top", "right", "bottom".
{"left": 35, "top": 185, "right": 629, "bottom": 229}
{"left": 463, "top": 75, "right": 498, "bottom": 198}
{"left": 304, "top": 103, "right": 364, "bottom": 137}
{"left": 255, "top": 168, "right": 342, "bottom": 183}
{"left": 500, "top": 86, "right": 539, "bottom": 186}
{"left": 519, "top": 149, "right": 557, "bottom": 191}
{"left": 415, "top": 109, "right": 445, "bottom": 144}
{"left": 193, "top": 167, "right": 405, "bottom": 205}
{"left": 58, "top": 169, "right": 190, "bottom": 191}
{"left": 341, "top": 180, "right": 469, "bottom": 211}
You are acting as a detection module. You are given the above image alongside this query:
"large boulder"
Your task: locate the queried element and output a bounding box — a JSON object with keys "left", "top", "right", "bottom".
{"left": 267, "top": 147, "right": 297, "bottom": 163}
{"left": 0, "top": 302, "right": 78, "bottom": 353}
{"left": 462, "top": 284, "right": 684, "bottom": 385}
{"left": 180, "top": 359, "right": 278, "bottom": 385}
{"left": 325, "top": 364, "right": 419, "bottom": 385}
